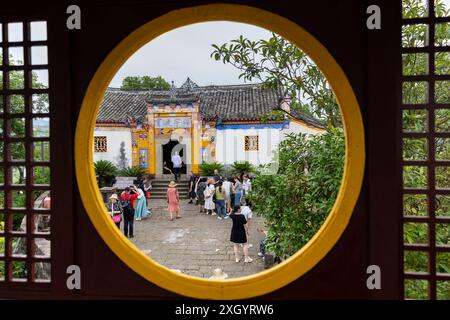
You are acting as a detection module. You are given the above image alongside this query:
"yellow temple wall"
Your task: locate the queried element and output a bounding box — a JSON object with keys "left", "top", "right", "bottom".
{"left": 145, "top": 103, "right": 201, "bottom": 175}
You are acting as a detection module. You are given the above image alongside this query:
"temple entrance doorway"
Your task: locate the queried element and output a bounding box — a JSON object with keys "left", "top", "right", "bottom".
{"left": 162, "top": 140, "right": 186, "bottom": 174}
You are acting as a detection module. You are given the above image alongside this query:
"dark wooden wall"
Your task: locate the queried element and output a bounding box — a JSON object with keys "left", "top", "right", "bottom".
{"left": 0, "top": 0, "right": 401, "bottom": 299}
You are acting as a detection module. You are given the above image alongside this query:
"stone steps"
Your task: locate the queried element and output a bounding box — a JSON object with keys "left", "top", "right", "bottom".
{"left": 149, "top": 179, "right": 191, "bottom": 199}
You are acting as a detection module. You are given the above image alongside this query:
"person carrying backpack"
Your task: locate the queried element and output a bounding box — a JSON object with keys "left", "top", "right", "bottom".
{"left": 120, "top": 187, "right": 138, "bottom": 238}
{"left": 196, "top": 177, "right": 207, "bottom": 213}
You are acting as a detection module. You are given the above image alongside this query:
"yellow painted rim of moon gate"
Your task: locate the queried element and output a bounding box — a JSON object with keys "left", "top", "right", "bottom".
{"left": 75, "top": 4, "right": 365, "bottom": 299}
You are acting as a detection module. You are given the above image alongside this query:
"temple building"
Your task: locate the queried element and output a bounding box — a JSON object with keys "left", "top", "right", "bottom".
{"left": 94, "top": 78, "right": 326, "bottom": 177}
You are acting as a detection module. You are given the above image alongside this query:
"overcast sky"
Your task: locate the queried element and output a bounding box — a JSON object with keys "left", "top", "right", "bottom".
{"left": 109, "top": 0, "right": 450, "bottom": 88}
{"left": 7, "top": 0, "right": 450, "bottom": 88}
{"left": 109, "top": 22, "right": 272, "bottom": 88}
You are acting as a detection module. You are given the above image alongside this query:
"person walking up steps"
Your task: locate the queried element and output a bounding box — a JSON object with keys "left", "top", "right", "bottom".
{"left": 166, "top": 181, "right": 181, "bottom": 221}
{"left": 171, "top": 152, "right": 182, "bottom": 182}
{"left": 163, "top": 161, "right": 172, "bottom": 175}
{"left": 229, "top": 205, "right": 252, "bottom": 263}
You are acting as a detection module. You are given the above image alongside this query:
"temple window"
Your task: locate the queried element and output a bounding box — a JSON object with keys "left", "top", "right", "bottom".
{"left": 245, "top": 136, "right": 259, "bottom": 151}
{"left": 94, "top": 136, "right": 108, "bottom": 153}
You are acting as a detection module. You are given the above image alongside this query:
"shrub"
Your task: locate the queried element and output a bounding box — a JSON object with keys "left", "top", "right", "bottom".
{"left": 94, "top": 160, "right": 118, "bottom": 187}
{"left": 230, "top": 161, "right": 254, "bottom": 177}
{"left": 249, "top": 128, "right": 345, "bottom": 259}
{"left": 199, "top": 161, "right": 224, "bottom": 176}
{"left": 12, "top": 191, "right": 26, "bottom": 209}
{"left": 33, "top": 167, "right": 51, "bottom": 185}
{"left": 119, "top": 166, "right": 147, "bottom": 181}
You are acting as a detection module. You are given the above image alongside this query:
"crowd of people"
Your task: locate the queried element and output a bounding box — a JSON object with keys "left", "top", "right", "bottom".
{"left": 105, "top": 168, "right": 264, "bottom": 264}
{"left": 106, "top": 177, "right": 152, "bottom": 238}
{"left": 187, "top": 169, "right": 259, "bottom": 263}
{"left": 191, "top": 170, "right": 253, "bottom": 215}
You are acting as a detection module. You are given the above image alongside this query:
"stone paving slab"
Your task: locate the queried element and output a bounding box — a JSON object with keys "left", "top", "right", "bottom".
{"left": 127, "top": 198, "right": 266, "bottom": 279}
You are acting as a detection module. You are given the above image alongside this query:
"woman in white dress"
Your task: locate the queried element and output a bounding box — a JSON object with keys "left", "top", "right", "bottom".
{"left": 203, "top": 179, "right": 216, "bottom": 215}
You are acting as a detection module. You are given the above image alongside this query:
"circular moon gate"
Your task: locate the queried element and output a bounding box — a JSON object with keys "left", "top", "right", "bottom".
{"left": 75, "top": 4, "right": 365, "bottom": 299}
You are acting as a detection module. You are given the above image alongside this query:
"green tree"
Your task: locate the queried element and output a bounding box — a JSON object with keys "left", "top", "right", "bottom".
{"left": 211, "top": 35, "right": 340, "bottom": 127}
{"left": 249, "top": 129, "right": 345, "bottom": 259}
{"left": 121, "top": 75, "right": 171, "bottom": 90}
{"left": 0, "top": 55, "right": 49, "bottom": 184}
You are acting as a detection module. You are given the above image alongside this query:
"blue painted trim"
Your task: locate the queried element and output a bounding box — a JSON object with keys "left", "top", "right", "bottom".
{"left": 215, "top": 122, "right": 287, "bottom": 130}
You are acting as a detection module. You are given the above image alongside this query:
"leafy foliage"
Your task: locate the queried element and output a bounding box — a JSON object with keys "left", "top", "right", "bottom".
{"left": 94, "top": 160, "right": 118, "bottom": 188}
{"left": 119, "top": 166, "right": 147, "bottom": 181}
{"left": 230, "top": 161, "right": 254, "bottom": 177}
{"left": 211, "top": 34, "right": 340, "bottom": 127}
{"left": 402, "top": 0, "right": 450, "bottom": 300}
{"left": 12, "top": 193, "right": 25, "bottom": 212}
{"left": 121, "top": 75, "right": 171, "bottom": 90}
{"left": 249, "top": 129, "right": 345, "bottom": 259}
{"left": 12, "top": 261, "right": 27, "bottom": 279}
{"left": 34, "top": 167, "right": 51, "bottom": 185}
{"left": 199, "top": 162, "right": 224, "bottom": 176}
{"left": 0, "top": 54, "right": 48, "bottom": 188}
{"left": 258, "top": 110, "right": 285, "bottom": 123}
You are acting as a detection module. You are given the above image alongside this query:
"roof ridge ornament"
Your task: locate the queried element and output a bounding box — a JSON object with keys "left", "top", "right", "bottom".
{"left": 169, "top": 81, "right": 176, "bottom": 99}
{"left": 180, "top": 77, "right": 199, "bottom": 92}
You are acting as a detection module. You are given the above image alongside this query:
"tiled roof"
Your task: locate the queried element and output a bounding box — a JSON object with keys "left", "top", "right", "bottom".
{"left": 289, "top": 109, "right": 327, "bottom": 129}
{"left": 97, "top": 89, "right": 149, "bottom": 124}
{"left": 97, "top": 82, "right": 324, "bottom": 127}
{"left": 197, "top": 84, "right": 282, "bottom": 121}
{"left": 146, "top": 92, "right": 198, "bottom": 105}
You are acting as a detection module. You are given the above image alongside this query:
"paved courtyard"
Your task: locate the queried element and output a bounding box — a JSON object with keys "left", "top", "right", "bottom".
{"left": 128, "top": 199, "right": 266, "bottom": 279}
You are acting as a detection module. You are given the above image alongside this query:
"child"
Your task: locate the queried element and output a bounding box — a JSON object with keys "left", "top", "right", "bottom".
{"left": 166, "top": 181, "right": 180, "bottom": 221}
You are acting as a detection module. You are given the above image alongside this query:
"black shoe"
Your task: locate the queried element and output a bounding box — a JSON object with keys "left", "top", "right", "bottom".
{"left": 129, "top": 235, "right": 134, "bottom": 238}
{"left": 188, "top": 200, "right": 193, "bottom": 204}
